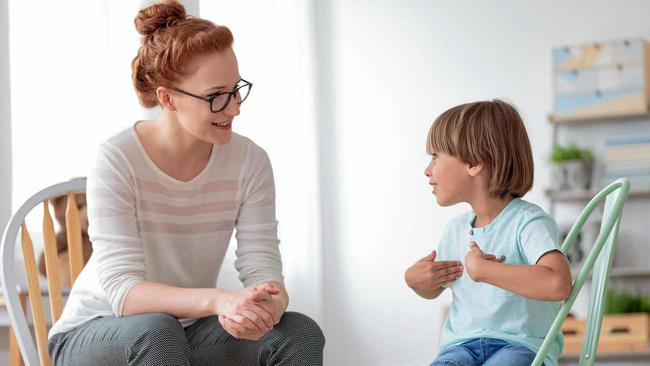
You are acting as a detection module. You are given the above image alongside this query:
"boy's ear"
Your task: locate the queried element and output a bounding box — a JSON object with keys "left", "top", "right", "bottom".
{"left": 466, "top": 162, "right": 483, "bottom": 177}
{"left": 156, "top": 86, "right": 177, "bottom": 111}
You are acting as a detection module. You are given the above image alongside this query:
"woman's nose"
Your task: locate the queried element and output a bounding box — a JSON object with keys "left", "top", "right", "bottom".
{"left": 223, "top": 97, "right": 241, "bottom": 117}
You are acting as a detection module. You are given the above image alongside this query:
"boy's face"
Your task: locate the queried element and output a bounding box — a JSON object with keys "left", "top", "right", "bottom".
{"left": 424, "top": 151, "right": 473, "bottom": 206}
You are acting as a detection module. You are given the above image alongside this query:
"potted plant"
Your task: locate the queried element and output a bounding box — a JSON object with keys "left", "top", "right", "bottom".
{"left": 606, "top": 290, "right": 650, "bottom": 314}
{"left": 550, "top": 143, "right": 593, "bottom": 191}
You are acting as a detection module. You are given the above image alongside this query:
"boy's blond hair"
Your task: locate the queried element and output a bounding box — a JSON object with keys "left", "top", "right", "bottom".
{"left": 426, "top": 99, "right": 534, "bottom": 198}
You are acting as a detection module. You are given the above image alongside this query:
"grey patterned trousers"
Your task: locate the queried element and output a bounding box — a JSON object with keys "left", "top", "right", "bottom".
{"left": 48, "top": 312, "right": 324, "bottom": 365}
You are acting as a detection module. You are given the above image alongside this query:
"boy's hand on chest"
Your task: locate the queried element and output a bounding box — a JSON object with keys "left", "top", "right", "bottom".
{"left": 465, "top": 241, "right": 502, "bottom": 282}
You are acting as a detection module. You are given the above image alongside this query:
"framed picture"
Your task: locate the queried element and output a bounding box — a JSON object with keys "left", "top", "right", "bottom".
{"left": 559, "top": 221, "right": 600, "bottom": 270}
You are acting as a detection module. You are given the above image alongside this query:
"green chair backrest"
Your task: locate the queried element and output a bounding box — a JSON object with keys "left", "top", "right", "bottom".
{"left": 532, "top": 178, "right": 630, "bottom": 366}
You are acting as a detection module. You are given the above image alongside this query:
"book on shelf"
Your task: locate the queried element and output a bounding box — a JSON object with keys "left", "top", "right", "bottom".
{"left": 600, "top": 133, "right": 650, "bottom": 190}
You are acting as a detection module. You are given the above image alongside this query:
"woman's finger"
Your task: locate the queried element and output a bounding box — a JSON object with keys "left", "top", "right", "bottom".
{"left": 228, "top": 313, "right": 259, "bottom": 332}
{"left": 238, "top": 308, "right": 271, "bottom": 332}
{"left": 249, "top": 288, "right": 272, "bottom": 302}
{"left": 257, "top": 283, "right": 281, "bottom": 295}
{"left": 248, "top": 302, "right": 274, "bottom": 328}
{"left": 220, "top": 316, "right": 244, "bottom": 338}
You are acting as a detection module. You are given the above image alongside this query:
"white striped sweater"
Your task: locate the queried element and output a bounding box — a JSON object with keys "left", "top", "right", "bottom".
{"left": 49, "top": 124, "right": 283, "bottom": 338}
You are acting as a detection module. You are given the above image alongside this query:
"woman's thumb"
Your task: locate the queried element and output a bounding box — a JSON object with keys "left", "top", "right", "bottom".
{"left": 250, "top": 288, "right": 271, "bottom": 302}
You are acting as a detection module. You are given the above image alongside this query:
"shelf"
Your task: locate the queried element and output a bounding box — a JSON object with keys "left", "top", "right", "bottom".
{"left": 571, "top": 267, "right": 650, "bottom": 279}
{"left": 560, "top": 349, "right": 650, "bottom": 361}
{"left": 545, "top": 188, "right": 650, "bottom": 202}
{"left": 549, "top": 111, "right": 650, "bottom": 124}
{"left": 610, "top": 267, "right": 650, "bottom": 278}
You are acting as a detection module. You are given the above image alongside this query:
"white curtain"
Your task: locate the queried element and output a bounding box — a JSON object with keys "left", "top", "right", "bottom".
{"left": 9, "top": 0, "right": 147, "bottom": 209}
{"left": 202, "top": 0, "right": 323, "bottom": 323}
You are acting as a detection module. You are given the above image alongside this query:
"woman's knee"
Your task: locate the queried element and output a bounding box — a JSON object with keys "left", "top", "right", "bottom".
{"left": 130, "top": 313, "right": 184, "bottom": 335}
{"left": 127, "top": 313, "right": 189, "bottom": 357}
{"left": 274, "top": 311, "right": 325, "bottom": 348}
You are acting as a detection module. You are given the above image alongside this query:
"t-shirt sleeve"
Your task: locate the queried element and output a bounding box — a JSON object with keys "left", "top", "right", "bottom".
{"left": 517, "top": 214, "right": 563, "bottom": 265}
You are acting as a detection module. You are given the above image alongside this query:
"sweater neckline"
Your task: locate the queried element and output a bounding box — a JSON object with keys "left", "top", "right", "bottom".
{"left": 130, "top": 121, "right": 217, "bottom": 186}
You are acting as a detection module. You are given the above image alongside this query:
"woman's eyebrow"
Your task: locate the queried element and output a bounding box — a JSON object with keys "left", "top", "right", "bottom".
{"left": 204, "top": 85, "right": 228, "bottom": 93}
{"left": 203, "top": 79, "right": 241, "bottom": 93}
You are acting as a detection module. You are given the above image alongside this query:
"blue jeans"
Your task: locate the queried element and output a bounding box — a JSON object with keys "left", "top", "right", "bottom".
{"left": 430, "top": 338, "right": 543, "bottom": 366}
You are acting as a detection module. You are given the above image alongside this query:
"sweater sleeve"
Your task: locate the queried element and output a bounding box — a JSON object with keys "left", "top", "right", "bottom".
{"left": 87, "top": 143, "right": 146, "bottom": 316}
{"left": 234, "top": 144, "right": 284, "bottom": 287}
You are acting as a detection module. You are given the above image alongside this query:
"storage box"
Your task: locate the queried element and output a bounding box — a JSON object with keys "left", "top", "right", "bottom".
{"left": 552, "top": 39, "right": 650, "bottom": 122}
{"left": 562, "top": 313, "right": 650, "bottom": 355}
{"left": 554, "top": 39, "right": 648, "bottom": 71}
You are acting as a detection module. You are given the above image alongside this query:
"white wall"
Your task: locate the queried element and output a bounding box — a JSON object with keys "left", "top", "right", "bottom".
{"left": 8, "top": 0, "right": 146, "bottom": 209}
{"left": 316, "top": 1, "right": 650, "bottom": 365}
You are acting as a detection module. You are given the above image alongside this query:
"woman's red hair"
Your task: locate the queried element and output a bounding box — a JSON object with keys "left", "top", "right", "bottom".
{"left": 132, "top": 0, "right": 234, "bottom": 108}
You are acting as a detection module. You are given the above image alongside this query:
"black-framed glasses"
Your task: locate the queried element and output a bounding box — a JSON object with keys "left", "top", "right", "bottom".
{"left": 170, "top": 79, "right": 252, "bottom": 113}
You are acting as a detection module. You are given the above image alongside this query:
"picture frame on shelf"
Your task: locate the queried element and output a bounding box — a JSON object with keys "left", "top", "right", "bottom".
{"left": 559, "top": 221, "right": 600, "bottom": 272}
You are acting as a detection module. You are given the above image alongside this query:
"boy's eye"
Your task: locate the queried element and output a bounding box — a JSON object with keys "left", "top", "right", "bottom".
{"left": 432, "top": 153, "right": 438, "bottom": 160}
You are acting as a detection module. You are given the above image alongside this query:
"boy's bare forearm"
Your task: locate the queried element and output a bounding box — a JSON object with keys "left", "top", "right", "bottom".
{"left": 474, "top": 261, "right": 571, "bottom": 301}
{"left": 413, "top": 286, "right": 445, "bottom": 300}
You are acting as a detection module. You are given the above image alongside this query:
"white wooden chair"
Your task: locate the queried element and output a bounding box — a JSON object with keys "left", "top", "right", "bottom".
{"left": 1, "top": 178, "right": 86, "bottom": 366}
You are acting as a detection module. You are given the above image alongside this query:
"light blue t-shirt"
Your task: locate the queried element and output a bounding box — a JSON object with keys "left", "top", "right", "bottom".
{"left": 436, "top": 198, "right": 564, "bottom": 366}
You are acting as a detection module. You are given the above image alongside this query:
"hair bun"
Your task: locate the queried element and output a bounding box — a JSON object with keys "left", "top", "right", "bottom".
{"left": 135, "top": 0, "right": 187, "bottom": 37}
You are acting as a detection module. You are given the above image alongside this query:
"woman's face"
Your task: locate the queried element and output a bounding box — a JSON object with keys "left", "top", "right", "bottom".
{"left": 171, "top": 48, "right": 242, "bottom": 145}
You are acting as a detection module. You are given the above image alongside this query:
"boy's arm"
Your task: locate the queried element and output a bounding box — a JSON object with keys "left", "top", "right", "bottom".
{"left": 412, "top": 286, "right": 446, "bottom": 300}
{"left": 466, "top": 243, "right": 572, "bottom": 301}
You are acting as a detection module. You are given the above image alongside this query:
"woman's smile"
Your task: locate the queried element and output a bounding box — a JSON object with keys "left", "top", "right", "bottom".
{"left": 212, "top": 120, "right": 232, "bottom": 129}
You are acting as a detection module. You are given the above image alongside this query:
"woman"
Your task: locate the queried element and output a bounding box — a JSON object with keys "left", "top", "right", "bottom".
{"left": 47, "top": 1, "right": 324, "bottom": 364}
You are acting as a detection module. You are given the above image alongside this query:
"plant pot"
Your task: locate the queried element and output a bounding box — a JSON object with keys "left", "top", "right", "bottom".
{"left": 551, "top": 160, "right": 593, "bottom": 191}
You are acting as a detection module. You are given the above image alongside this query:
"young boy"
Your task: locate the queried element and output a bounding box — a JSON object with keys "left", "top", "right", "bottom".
{"left": 405, "top": 100, "right": 572, "bottom": 366}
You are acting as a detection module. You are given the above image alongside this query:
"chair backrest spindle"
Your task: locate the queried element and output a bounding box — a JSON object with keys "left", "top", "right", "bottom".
{"left": 65, "top": 193, "right": 84, "bottom": 284}
{"left": 41, "top": 200, "right": 64, "bottom": 323}
{"left": 20, "top": 223, "right": 52, "bottom": 366}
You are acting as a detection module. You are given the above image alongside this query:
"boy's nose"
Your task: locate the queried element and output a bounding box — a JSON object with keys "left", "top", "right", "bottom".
{"left": 424, "top": 168, "right": 431, "bottom": 177}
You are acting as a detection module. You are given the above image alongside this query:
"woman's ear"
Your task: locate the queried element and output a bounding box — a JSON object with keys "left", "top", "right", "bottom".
{"left": 466, "top": 162, "right": 483, "bottom": 177}
{"left": 156, "top": 86, "right": 177, "bottom": 111}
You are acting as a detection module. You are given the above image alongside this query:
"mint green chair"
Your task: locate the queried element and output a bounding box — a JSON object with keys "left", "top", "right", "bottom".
{"left": 532, "top": 178, "right": 631, "bottom": 366}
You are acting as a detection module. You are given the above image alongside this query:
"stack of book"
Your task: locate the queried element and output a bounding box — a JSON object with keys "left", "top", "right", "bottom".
{"left": 601, "top": 134, "right": 650, "bottom": 190}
